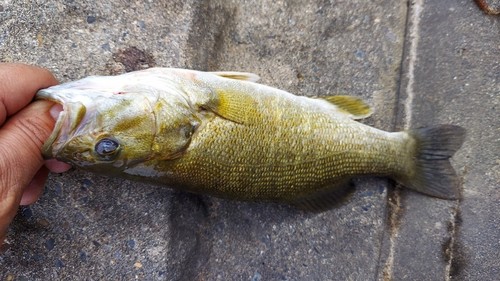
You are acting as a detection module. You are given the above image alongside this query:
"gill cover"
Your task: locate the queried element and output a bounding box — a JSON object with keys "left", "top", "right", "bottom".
{"left": 150, "top": 97, "right": 200, "bottom": 160}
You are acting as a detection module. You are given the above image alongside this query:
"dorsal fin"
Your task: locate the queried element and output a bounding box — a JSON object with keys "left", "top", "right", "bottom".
{"left": 290, "top": 180, "right": 356, "bottom": 212}
{"left": 210, "top": 71, "right": 260, "bottom": 82}
{"left": 320, "top": 95, "right": 373, "bottom": 119}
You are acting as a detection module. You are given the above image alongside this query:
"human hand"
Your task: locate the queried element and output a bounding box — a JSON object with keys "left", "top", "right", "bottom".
{"left": 0, "top": 63, "right": 71, "bottom": 243}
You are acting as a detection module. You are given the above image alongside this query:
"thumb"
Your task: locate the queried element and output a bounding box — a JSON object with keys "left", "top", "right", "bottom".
{"left": 0, "top": 100, "right": 56, "bottom": 237}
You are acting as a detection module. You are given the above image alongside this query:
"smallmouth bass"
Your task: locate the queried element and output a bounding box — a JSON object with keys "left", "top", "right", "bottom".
{"left": 37, "top": 68, "right": 465, "bottom": 210}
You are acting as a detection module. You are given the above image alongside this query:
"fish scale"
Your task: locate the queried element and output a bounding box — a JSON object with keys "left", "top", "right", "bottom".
{"left": 154, "top": 111, "right": 409, "bottom": 202}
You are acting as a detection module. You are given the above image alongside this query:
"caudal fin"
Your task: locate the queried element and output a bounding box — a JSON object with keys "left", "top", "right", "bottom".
{"left": 400, "top": 125, "right": 466, "bottom": 199}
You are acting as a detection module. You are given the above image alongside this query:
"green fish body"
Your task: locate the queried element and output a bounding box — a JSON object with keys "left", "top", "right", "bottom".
{"left": 37, "top": 68, "right": 465, "bottom": 210}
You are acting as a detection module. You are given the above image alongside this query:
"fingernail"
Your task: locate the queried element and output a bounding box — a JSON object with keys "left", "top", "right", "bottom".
{"left": 49, "top": 104, "right": 63, "bottom": 120}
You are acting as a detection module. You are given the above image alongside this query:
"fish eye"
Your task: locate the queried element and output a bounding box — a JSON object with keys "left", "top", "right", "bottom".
{"left": 95, "top": 138, "right": 121, "bottom": 160}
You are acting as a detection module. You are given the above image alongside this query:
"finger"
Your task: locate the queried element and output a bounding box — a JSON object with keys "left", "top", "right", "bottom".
{"left": 0, "top": 100, "right": 55, "bottom": 234}
{"left": 45, "top": 159, "right": 72, "bottom": 173}
{"left": 20, "top": 167, "right": 49, "bottom": 206}
{"left": 0, "top": 63, "right": 58, "bottom": 124}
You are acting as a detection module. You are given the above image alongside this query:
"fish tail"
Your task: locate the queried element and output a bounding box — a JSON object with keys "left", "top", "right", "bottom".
{"left": 398, "top": 125, "right": 466, "bottom": 199}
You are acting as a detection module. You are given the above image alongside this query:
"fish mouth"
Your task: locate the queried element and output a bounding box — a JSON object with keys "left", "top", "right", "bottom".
{"left": 36, "top": 88, "right": 87, "bottom": 159}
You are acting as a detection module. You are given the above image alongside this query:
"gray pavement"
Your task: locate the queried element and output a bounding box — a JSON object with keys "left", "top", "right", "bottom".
{"left": 1, "top": 0, "right": 498, "bottom": 280}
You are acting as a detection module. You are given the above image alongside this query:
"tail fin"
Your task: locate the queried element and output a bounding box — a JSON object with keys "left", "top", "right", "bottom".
{"left": 400, "top": 125, "right": 466, "bottom": 199}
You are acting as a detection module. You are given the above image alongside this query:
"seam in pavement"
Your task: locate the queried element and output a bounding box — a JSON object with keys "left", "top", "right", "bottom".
{"left": 403, "top": 0, "right": 423, "bottom": 129}
{"left": 380, "top": 0, "right": 423, "bottom": 280}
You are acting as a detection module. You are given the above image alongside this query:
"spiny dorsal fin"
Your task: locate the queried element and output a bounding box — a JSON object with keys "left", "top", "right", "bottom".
{"left": 210, "top": 71, "right": 260, "bottom": 82}
{"left": 204, "top": 89, "right": 258, "bottom": 124}
{"left": 320, "top": 95, "right": 373, "bottom": 119}
{"left": 290, "top": 180, "right": 355, "bottom": 212}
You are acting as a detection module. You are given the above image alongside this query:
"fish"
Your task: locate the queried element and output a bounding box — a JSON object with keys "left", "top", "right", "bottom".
{"left": 36, "top": 68, "right": 466, "bottom": 211}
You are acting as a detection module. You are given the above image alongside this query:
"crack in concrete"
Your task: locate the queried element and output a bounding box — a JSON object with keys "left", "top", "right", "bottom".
{"left": 444, "top": 201, "right": 461, "bottom": 280}
{"left": 444, "top": 168, "right": 466, "bottom": 280}
{"left": 381, "top": 188, "right": 402, "bottom": 281}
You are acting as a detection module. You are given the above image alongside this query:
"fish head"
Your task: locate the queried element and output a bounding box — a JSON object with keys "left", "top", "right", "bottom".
{"left": 37, "top": 73, "right": 196, "bottom": 174}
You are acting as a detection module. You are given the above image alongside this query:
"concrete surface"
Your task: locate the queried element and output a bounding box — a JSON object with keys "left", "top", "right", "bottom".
{"left": 0, "top": 0, "right": 498, "bottom": 280}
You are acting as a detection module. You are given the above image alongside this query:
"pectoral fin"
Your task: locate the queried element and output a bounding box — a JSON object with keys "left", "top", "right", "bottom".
{"left": 204, "top": 89, "right": 258, "bottom": 124}
{"left": 320, "top": 95, "right": 373, "bottom": 119}
{"left": 290, "top": 180, "right": 355, "bottom": 212}
{"left": 210, "top": 71, "right": 260, "bottom": 82}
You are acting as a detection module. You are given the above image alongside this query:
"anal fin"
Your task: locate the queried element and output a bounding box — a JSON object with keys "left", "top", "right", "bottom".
{"left": 290, "top": 180, "right": 355, "bottom": 212}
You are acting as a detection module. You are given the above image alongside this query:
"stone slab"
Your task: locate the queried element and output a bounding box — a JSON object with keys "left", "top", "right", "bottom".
{"left": 388, "top": 0, "right": 499, "bottom": 280}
